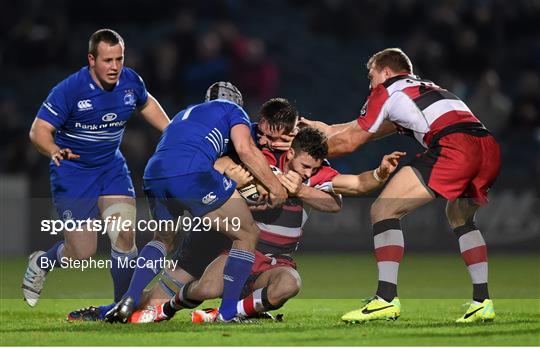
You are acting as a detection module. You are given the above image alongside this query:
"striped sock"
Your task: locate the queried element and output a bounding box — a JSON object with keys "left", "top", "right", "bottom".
{"left": 454, "top": 221, "right": 489, "bottom": 302}
{"left": 163, "top": 281, "right": 202, "bottom": 317}
{"left": 237, "top": 287, "right": 280, "bottom": 317}
{"left": 219, "top": 248, "right": 255, "bottom": 321}
{"left": 373, "top": 218, "right": 404, "bottom": 302}
{"left": 124, "top": 240, "right": 166, "bottom": 306}
{"left": 110, "top": 248, "right": 138, "bottom": 302}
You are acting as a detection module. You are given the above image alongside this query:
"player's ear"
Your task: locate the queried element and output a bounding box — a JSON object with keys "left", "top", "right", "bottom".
{"left": 287, "top": 148, "right": 295, "bottom": 161}
{"left": 88, "top": 53, "right": 95, "bottom": 67}
{"left": 383, "top": 66, "right": 393, "bottom": 79}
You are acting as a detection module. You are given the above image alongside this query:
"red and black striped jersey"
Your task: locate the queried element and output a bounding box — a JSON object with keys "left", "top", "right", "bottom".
{"left": 357, "top": 74, "right": 482, "bottom": 147}
{"left": 252, "top": 148, "right": 339, "bottom": 255}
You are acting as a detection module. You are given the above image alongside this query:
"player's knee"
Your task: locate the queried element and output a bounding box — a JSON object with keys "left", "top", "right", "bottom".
{"left": 102, "top": 202, "right": 137, "bottom": 253}
{"left": 447, "top": 216, "right": 470, "bottom": 230}
{"left": 445, "top": 205, "right": 467, "bottom": 229}
{"left": 114, "top": 230, "right": 136, "bottom": 253}
{"left": 68, "top": 244, "right": 97, "bottom": 260}
{"left": 371, "top": 199, "right": 388, "bottom": 223}
{"left": 370, "top": 199, "right": 403, "bottom": 224}
{"left": 191, "top": 278, "right": 222, "bottom": 300}
{"left": 236, "top": 221, "right": 260, "bottom": 246}
{"left": 269, "top": 272, "right": 301, "bottom": 304}
{"left": 152, "top": 230, "right": 177, "bottom": 253}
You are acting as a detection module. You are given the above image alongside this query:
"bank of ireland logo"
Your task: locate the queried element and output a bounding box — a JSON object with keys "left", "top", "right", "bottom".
{"left": 102, "top": 113, "right": 118, "bottom": 122}
{"left": 62, "top": 210, "right": 73, "bottom": 221}
{"left": 223, "top": 177, "right": 233, "bottom": 190}
{"left": 124, "top": 91, "right": 136, "bottom": 106}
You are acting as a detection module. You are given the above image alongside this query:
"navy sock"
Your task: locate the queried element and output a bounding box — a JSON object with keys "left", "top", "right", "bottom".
{"left": 38, "top": 241, "right": 64, "bottom": 272}
{"left": 219, "top": 248, "right": 255, "bottom": 321}
{"left": 110, "top": 248, "right": 138, "bottom": 302}
{"left": 124, "top": 241, "right": 166, "bottom": 306}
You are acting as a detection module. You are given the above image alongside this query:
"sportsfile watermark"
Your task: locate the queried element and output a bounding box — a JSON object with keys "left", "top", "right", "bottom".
{"left": 41, "top": 216, "right": 241, "bottom": 235}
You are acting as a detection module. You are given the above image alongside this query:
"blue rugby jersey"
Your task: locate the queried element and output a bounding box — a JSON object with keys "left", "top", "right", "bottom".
{"left": 144, "top": 99, "right": 251, "bottom": 179}
{"left": 36, "top": 66, "right": 148, "bottom": 168}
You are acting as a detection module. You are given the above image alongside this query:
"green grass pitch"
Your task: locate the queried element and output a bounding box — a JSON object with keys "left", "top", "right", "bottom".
{"left": 1, "top": 253, "right": 539, "bottom": 346}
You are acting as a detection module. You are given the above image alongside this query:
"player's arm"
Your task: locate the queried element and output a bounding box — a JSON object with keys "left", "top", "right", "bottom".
{"left": 371, "top": 120, "right": 397, "bottom": 140}
{"left": 231, "top": 124, "right": 287, "bottom": 206}
{"left": 326, "top": 121, "right": 373, "bottom": 158}
{"left": 300, "top": 117, "right": 372, "bottom": 158}
{"left": 214, "top": 156, "right": 253, "bottom": 188}
{"left": 139, "top": 93, "right": 170, "bottom": 132}
{"left": 278, "top": 171, "right": 341, "bottom": 212}
{"left": 29, "top": 118, "right": 79, "bottom": 166}
{"left": 331, "top": 151, "right": 406, "bottom": 195}
{"left": 269, "top": 127, "right": 299, "bottom": 151}
{"left": 299, "top": 117, "right": 354, "bottom": 138}
{"left": 297, "top": 185, "right": 342, "bottom": 212}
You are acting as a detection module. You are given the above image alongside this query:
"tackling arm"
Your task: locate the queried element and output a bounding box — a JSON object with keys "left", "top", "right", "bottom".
{"left": 327, "top": 121, "right": 373, "bottom": 158}
{"left": 214, "top": 156, "right": 253, "bottom": 188}
{"left": 231, "top": 124, "right": 287, "bottom": 205}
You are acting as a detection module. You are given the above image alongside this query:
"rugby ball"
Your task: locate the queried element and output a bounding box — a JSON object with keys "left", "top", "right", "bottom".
{"left": 239, "top": 165, "right": 282, "bottom": 205}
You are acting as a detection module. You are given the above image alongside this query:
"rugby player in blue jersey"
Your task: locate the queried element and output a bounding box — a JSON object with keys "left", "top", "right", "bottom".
{"left": 22, "top": 29, "right": 170, "bottom": 307}
{"left": 104, "top": 82, "right": 289, "bottom": 323}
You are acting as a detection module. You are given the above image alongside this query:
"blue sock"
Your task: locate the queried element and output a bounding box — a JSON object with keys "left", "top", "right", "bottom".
{"left": 124, "top": 241, "right": 166, "bottom": 306}
{"left": 110, "top": 248, "right": 138, "bottom": 302}
{"left": 98, "top": 303, "right": 115, "bottom": 320}
{"left": 219, "top": 248, "right": 255, "bottom": 321}
{"left": 38, "top": 241, "right": 64, "bottom": 272}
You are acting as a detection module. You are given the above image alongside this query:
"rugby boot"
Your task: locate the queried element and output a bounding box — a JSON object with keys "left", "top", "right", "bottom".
{"left": 191, "top": 308, "right": 252, "bottom": 323}
{"left": 456, "top": 299, "right": 495, "bottom": 323}
{"left": 129, "top": 304, "right": 170, "bottom": 323}
{"left": 104, "top": 296, "right": 134, "bottom": 324}
{"left": 22, "top": 251, "right": 47, "bottom": 307}
{"left": 67, "top": 306, "right": 102, "bottom": 322}
{"left": 191, "top": 308, "right": 219, "bottom": 323}
{"left": 341, "top": 296, "right": 401, "bottom": 323}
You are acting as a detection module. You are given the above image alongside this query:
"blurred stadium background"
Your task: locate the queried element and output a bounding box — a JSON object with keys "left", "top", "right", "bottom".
{"left": 1, "top": 0, "right": 539, "bottom": 258}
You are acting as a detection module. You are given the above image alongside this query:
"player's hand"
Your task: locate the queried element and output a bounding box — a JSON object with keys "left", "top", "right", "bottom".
{"left": 51, "top": 148, "right": 80, "bottom": 166}
{"left": 255, "top": 181, "right": 269, "bottom": 205}
{"left": 250, "top": 203, "right": 271, "bottom": 211}
{"left": 268, "top": 186, "right": 288, "bottom": 208}
{"left": 377, "top": 151, "right": 406, "bottom": 181}
{"left": 224, "top": 164, "right": 253, "bottom": 188}
{"left": 270, "top": 127, "right": 298, "bottom": 151}
{"left": 299, "top": 117, "right": 330, "bottom": 135}
{"left": 278, "top": 170, "right": 304, "bottom": 196}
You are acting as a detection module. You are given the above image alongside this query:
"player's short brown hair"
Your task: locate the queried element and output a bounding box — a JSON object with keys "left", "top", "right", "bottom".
{"left": 89, "top": 29, "right": 124, "bottom": 57}
{"left": 259, "top": 98, "right": 298, "bottom": 134}
{"left": 291, "top": 127, "right": 328, "bottom": 161}
{"left": 367, "top": 48, "right": 413, "bottom": 74}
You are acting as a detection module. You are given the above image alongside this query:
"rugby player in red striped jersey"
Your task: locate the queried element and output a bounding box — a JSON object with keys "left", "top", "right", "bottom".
{"left": 302, "top": 48, "right": 500, "bottom": 323}
{"left": 126, "top": 127, "right": 404, "bottom": 323}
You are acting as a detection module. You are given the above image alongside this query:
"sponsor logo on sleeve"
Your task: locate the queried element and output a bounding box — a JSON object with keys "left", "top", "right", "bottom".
{"left": 202, "top": 192, "right": 218, "bottom": 205}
